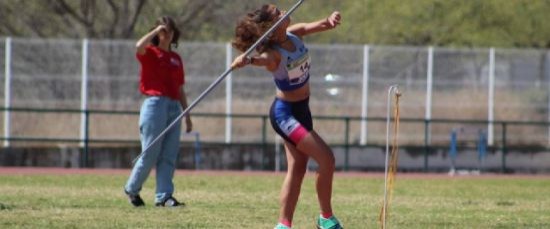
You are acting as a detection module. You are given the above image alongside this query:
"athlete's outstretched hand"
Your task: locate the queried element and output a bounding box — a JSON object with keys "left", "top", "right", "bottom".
{"left": 327, "top": 11, "right": 341, "bottom": 28}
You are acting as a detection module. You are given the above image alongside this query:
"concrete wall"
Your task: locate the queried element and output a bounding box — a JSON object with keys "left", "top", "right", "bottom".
{"left": 1, "top": 144, "right": 549, "bottom": 173}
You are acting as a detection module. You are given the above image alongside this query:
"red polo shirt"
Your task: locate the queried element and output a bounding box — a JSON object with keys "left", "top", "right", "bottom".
{"left": 137, "top": 45, "right": 185, "bottom": 100}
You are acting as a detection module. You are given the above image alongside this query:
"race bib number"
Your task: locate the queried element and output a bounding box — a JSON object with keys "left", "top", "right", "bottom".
{"left": 286, "top": 53, "right": 311, "bottom": 85}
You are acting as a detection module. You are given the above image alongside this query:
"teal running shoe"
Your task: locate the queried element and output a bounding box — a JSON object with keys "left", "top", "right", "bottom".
{"left": 274, "top": 223, "right": 291, "bottom": 229}
{"left": 316, "top": 215, "right": 343, "bottom": 229}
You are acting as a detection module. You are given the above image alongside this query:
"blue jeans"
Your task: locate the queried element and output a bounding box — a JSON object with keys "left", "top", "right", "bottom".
{"left": 125, "top": 96, "right": 182, "bottom": 203}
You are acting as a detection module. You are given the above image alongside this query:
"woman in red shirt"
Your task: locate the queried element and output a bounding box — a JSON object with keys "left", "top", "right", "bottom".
{"left": 124, "top": 16, "right": 192, "bottom": 207}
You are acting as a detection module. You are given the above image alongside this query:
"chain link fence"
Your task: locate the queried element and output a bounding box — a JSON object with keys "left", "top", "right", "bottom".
{"left": 1, "top": 37, "right": 549, "bottom": 148}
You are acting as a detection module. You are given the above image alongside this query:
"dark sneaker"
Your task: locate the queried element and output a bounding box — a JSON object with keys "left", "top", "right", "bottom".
{"left": 155, "top": 196, "right": 184, "bottom": 207}
{"left": 124, "top": 190, "right": 145, "bottom": 207}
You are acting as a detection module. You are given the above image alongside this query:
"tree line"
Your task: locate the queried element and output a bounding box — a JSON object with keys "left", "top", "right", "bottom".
{"left": 1, "top": 0, "right": 550, "bottom": 48}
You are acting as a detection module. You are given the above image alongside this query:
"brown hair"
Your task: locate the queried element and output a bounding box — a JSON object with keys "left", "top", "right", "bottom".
{"left": 151, "top": 16, "right": 181, "bottom": 49}
{"left": 231, "top": 4, "right": 278, "bottom": 53}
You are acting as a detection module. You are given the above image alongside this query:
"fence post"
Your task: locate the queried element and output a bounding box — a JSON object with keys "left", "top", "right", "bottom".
{"left": 80, "top": 39, "right": 89, "bottom": 148}
{"left": 424, "top": 119, "right": 430, "bottom": 171}
{"left": 261, "top": 115, "right": 267, "bottom": 170}
{"left": 501, "top": 122, "right": 507, "bottom": 173}
{"left": 360, "top": 45, "right": 370, "bottom": 145}
{"left": 424, "top": 46, "right": 434, "bottom": 172}
{"left": 275, "top": 136, "right": 281, "bottom": 172}
{"left": 488, "top": 48, "right": 495, "bottom": 146}
{"left": 192, "top": 132, "right": 202, "bottom": 170}
{"left": 344, "top": 117, "right": 350, "bottom": 171}
{"left": 449, "top": 128, "right": 457, "bottom": 172}
{"left": 425, "top": 46, "right": 433, "bottom": 145}
{"left": 225, "top": 43, "right": 233, "bottom": 143}
{"left": 4, "top": 37, "right": 12, "bottom": 147}
{"left": 80, "top": 39, "right": 89, "bottom": 167}
{"left": 81, "top": 110, "right": 90, "bottom": 168}
{"left": 548, "top": 51, "right": 550, "bottom": 145}
{"left": 477, "top": 129, "right": 487, "bottom": 172}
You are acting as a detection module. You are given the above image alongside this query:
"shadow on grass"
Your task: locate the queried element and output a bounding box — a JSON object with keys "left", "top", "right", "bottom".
{"left": 0, "top": 202, "right": 14, "bottom": 210}
{"left": 496, "top": 201, "right": 515, "bottom": 206}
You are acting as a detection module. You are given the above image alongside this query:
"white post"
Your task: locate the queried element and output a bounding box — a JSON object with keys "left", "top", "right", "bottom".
{"left": 488, "top": 48, "right": 495, "bottom": 146}
{"left": 225, "top": 43, "right": 233, "bottom": 143}
{"left": 80, "top": 39, "right": 89, "bottom": 147}
{"left": 548, "top": 51, "right": 550, "bottom": 146}
{"left": 360, "top": 45, "right": 370, "bottom": 145}
{"left": 3, "top": 37, "right": 12, "bottom": 147}
{"left": 425, "top": 46, "right": 434, "bottom": 144}
{"left": 275, "top": 136, "right": 281, "bottom": 172}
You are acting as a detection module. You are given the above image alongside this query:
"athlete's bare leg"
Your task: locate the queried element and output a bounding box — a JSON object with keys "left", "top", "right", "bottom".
{"left": 296, "top": 130, "right": 335, "bottom": 215}
{"left": 278, "top": 141, "right": 309, "bottom": 224}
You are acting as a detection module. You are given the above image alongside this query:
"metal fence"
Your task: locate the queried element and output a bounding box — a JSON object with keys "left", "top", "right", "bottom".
{"left": 1, "top": 37, "right": 550, "bottom": 149}
{"left": 1, "top": 106, "right": 547, "bottom": 172}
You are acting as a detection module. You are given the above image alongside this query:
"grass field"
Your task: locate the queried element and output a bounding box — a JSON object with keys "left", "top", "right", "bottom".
{"left": 0, "top": 170, "right": 548, "bottom": 228}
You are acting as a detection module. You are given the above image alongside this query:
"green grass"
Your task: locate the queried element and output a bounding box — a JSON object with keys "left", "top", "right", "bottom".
{"left": 0, "top": 172, "right": 548, "bottom": 228}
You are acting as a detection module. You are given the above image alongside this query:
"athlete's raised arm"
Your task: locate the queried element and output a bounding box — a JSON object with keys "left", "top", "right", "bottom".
{"left": 288, "top": 11, "right": 341, "bottom": 37}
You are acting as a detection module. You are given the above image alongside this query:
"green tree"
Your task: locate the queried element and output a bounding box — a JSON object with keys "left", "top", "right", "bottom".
{"left": 3, "top": 0, "right": 550, "bottom": 48}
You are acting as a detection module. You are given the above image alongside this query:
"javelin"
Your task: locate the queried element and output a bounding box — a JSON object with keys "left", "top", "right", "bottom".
{"left": 132, "top": 0, "right": 306, "bottom": 164}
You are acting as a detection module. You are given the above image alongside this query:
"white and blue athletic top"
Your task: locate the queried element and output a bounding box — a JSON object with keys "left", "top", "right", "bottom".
{"left": 271, "top": 32, "right": 311, "bottom": 91}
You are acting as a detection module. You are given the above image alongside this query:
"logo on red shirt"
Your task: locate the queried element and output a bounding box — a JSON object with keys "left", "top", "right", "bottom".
{"left": 170, "top": 58, "right": 180, "bottom": 66}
